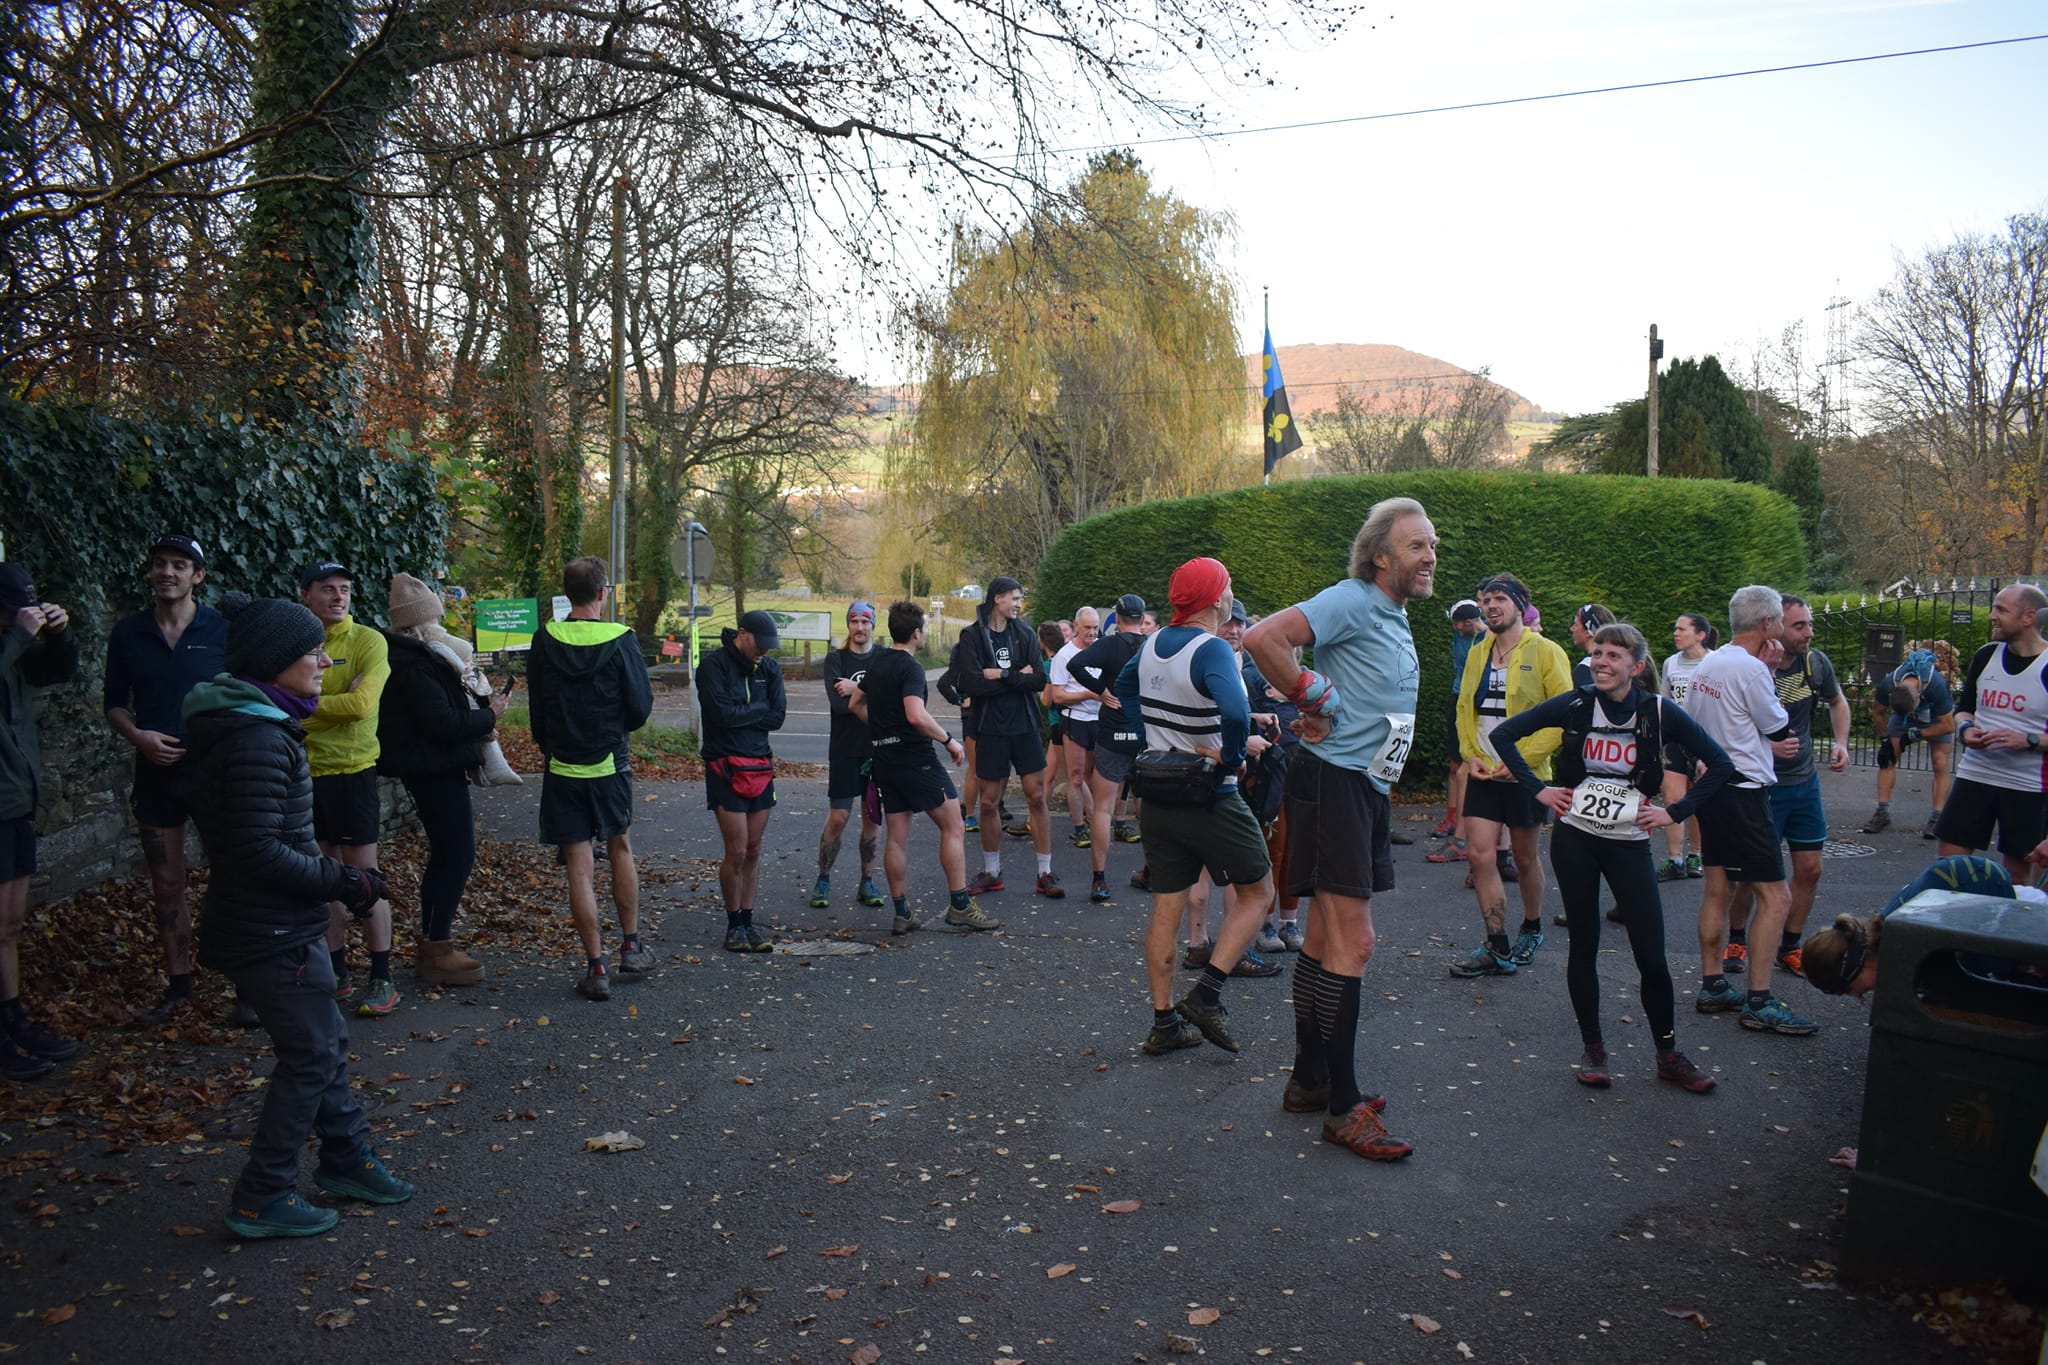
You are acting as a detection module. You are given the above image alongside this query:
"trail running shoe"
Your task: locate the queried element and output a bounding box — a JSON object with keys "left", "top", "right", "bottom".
{"left": 1656, "top": 858, "right": 1686, "bottom": 882}
{"left": 1657, "top": 1050, "right": 1717, "bottom": 1093}
{"left": 1141, "top": 1015, "right": 1203, "bottom": 1055}
{"left": 1860, "top": 806, "right": 1890, "bottom": 834}
{"left": 315, "top": 1149, "right": 415, "bottom": 1205}
{"left": 1090, "top": 876, "right": 1112, "bottom": 904}
{"left": 1114, "top": 820, "right": 1142, "bottom": 844}
{"left": 1694, "top": 978, "right": 1743, "bottom": 1013}
{"left": 858, "top": 877, "right": 886, "bottom": 907}
{"left": 1256, "top": 923, "right": 1285, "bottom": 953}
{"left": 5, "top": 1015, "right": 81, "bottom": 1062}
{"left": 1388, "top": 826, "right": 1414, "bottom": 846}
{"left": 1574, "top": 1046, "right": 1613, "bottom": 1087}
{"left": 722, "top": 925, "right": 752, "bottom": 953}
{"left": 743, "top": 924, "right": 774, "bottom": 952}
{"left": 1277, "top": 923, "right": 1305, "bottom": 953}
{"left": 224, "top": 1191, "right": 338, "bottom": 1240}
{"left": 1722, "top": 942, "right": 1749, "bottom": 977}
{"left": 1425, "top": 838, "right": 1468, "bottom": 864}
{"left": 1035, "top": 871, "right": 1066, "bottom": 899}
{"left": 1230, "top": 949, "right": 1282, "bottom": 978}
{"left": 1449, "top": 944, "right": 1515, "bottom": 977}
{"left": 138, "top": 989, "right": 193, "bottom": 1026}
{"left": 1684, "top": 853, "right": 1704, "bottom": 878}
{"left": 1282, "top": 1075, "right": 1331, "bottom": 1112}
{"left": 1429, "top": 811, "right": 1459, "bottom": 839}
{"left": 809, "top": 876, "right": 831, "bottom": 908}
{"left": 1129, "top": 865, "right": 1151, "bottom": 892}
{"left": 1181, "top": 940, "right": 1212, "bottom": 970}
{"left": 1068, "top": 826, "right": 1091, "bottom": 849}
{"left": 1004, "top": 819, "right": 1033, "bottom": 839}
{"left": 1921, "top": 815, "right": 1940, "bottom": 840}
{"left": 577, "top": 967, "right": 612, "bottom": 1000}
{"left": 355, "top": 978, "right": 399, "bottom": 1017}
{"left": 968, "top": 871, "right": 1005, "bottom": 895}
{"left": 1322, "top": 1102, "right": 1412, "bottom": 1161}
{"left": 1776, "top": 946, "right": 1805, "bottom": 979}
{"left": 1740, "top": 998, "right": 1819, "bottom": 1036}
{"left": 945, "top": 899, "right": 1003, "bottom": 931}
{"left": 1173, "top": 993, "right": 1239, "bottom": 1052}
{"left": 892, "top": 911, "right": 921, "bottom": 936}
{"left": 333, "top": 979, "right": 355, "bottom": 1005}
{"left": 618, "top": 940, "right": 655, "bottom": 975}
{"left": 1509, "top": 929, "right": 1543, "bottom": 966}
{"left": 962, "top": 812, "right": 980, "bottom": 834}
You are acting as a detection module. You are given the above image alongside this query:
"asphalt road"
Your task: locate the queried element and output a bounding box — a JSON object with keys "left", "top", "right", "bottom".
{"left": 653, "top": 663, "right": 962, "bottom": 766}
{"left": 2, "top": 758, "right": 2030, "bottom": 1363}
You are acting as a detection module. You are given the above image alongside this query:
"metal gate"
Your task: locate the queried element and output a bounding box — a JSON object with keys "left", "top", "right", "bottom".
{"left": 1807, "top": 580, "right": 2025, "bottom": 770}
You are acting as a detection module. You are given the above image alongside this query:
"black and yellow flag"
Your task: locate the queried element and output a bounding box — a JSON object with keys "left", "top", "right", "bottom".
{"left": 1262, "top": 328, "right": 1302, "bottom": 476}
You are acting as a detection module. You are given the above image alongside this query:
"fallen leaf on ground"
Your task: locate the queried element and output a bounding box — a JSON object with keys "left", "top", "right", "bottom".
{"left": 41, "top": 1304, "right": 77, "bottom": 1326}
{"left": 538, "top": 1290, "right": 560, "bottom": 1305}
{"left": 169, "top": 1225, "right": 205, "bottom": 1237}
{"left": 734, "top": 1076, "right": 756, "bottom": 1086}
{"left": 1456, "top": 1343, "right": 1475, "bottom": 1359}
{"left": 1412, "top": 1314, "right": 1441, "bottom": 1334}
{"left": 1828, "top": 1146, "right": 1858, "bottom": 1169}
{"left": 1188, "top": 1307, "right": 1220, "bottom": 1326}
{"left": 1102, "top": 1199, "right": 1141, "bottom": 1214}
{"left": 584, "top": 1131, "right": 645, "bottom": 1152}
{"left": 314, "top": 1307, "right": 355, "bottom": 1330}
{"left": 1164, "top": 1332, "right": 1198, "bottom": 1354}
{"left": 827, "top": 1172, "right": 852, "bottom": 1184}
{"left": 1047, "top": 1263, "right": 1076, "bottom": 1279}
{"left": 765, "top": 1245, "right": 787, "bottom": 1259}
{"left": 820, "top": 1243, "right": 859, "bottom": 1257}
{"left": 850, "top": 1344, "right": 880, "bottom": 1364}
{"left": 1661, "top": 1303, "right": 1711, "bottom": 1329}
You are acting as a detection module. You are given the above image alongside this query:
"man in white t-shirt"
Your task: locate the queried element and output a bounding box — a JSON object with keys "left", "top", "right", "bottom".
{"left": 1681, "top": 584, "right": 1818, "bottom": 1036}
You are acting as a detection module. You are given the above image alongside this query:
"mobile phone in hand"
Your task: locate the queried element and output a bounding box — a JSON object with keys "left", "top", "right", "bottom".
{"left": 501, "top": 674, "right": 518, "bottom": 695}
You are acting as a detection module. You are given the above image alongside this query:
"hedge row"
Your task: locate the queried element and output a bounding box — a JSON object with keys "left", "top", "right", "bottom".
{"left": 1035, "top": 470, "right": 1807, "bottom": 792}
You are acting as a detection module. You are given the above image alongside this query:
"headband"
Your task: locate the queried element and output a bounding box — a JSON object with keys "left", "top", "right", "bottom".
{"left": 1475, "top": 576, "right": 1530, "bottom": 615}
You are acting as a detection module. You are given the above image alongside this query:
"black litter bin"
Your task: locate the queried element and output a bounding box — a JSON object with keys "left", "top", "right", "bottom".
{"left": 1842, "top": 889, "right": 2048, "bottom": 1292}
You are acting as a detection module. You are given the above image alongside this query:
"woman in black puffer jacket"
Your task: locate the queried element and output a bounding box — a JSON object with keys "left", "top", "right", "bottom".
{"left": 377, "top": 573, "right": 506, "bottom": 986}
{"left": 186, "top": 592, "right": 414, "bottom": 1239}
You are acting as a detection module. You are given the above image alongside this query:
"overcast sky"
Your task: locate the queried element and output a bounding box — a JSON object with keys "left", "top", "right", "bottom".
{"left": 841, "top": 0, "right": 2042, "bottom": 419}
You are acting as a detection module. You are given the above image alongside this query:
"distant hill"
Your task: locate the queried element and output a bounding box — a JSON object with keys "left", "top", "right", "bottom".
{"left": 1246, "top": 343, "right": 1544, "bottom": 421}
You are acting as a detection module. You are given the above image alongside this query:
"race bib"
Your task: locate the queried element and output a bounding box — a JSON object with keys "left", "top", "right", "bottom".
{"left": 1368, "top": 713, "right": 1416, "bottom": 785}
{"left": 1570, "top": 777, "right": 1642, "bottom": 834}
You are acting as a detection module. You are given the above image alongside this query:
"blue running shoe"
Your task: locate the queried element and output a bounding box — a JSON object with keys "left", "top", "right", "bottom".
{"left": 315, "top": 1149, "right": 415, "bottom": 1205}
{"left": 225, "top": 1192, "right": 339, "bottom": 1239}
{"left": 1694, "top": 978, "right": 1743, "bottom": 1014}
{"left": 1509, "top": 930, "right": 1543, "bottom": 966}
{"left": 962, "top": 813, "right": 980, "bottom": 834}
{"left": 1740, "top": 998, "right": 1819, "bottom": 1036}
{"left": 809, "top": 876, "right": 831, "bottom": 908}
{"left": 1449, "top": 945, "right": 1515, "bottom": 978}
{"left": 857, "top": 876, "right": 885, "bottom": 907}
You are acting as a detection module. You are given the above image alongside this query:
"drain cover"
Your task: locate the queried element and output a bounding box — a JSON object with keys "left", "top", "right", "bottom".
{"left": 1821, "top": 839, "right": 1879, "bottom": 858}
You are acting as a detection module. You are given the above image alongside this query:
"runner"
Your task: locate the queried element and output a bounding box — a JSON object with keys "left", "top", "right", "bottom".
{"left": 1803, "top": 853, "right": 2019, "bottom": 999}
{"left": 1243, "top": 650, "right": 1304, "bottom": 951}
{"left": 699, "top": 609, "right": 788, "bottom": 951}
{"left": 1489, "top": 623, "right": 1733, "bottom": 1093}
{"left": 1426, "top": 599, "right": 1486, "bottom": 861}
{"left": 1568, "top": 602, "right": 1617, "bottom": 688}
{"left": 1451, "top": 573, "right": 1572, "bottom": 977}
{"left": 298, "top": 560, "right": 397, "bottom": 1018}
{"left": 813, "top": 602, "right": 884, "bottom": 912}
{"left": 1069, "top": 594, "right": 1152, "bottom": 902}
{"left": 1656, "top": 612, "right": 1717, "bottom": 880}
{"left": 102, "top": 533, "right": 229, "bottom": 1023}
{"left": 1036, "top": 620, "right": 1072, "bottom": 824}
{"left": 1049, "top": 606, "right": 1103, "bottom": 852}
{"left": 847, "top": 601, "right": 999, "bottom": 934}
{"left": 1114, "top": 558, "right": 1274, "bottom": 1058}
{"left": 1724, "top": 594, "right": 1849, "bottom": 980}
{"left": 1934, "top": 583, "right": 2048, "bottom": 882}
{"left": 959, "top": 577, "right": 1063, "bottom": 897}
{"left": 1244, "top": 496, "right": 1435, "bottom": 1163}
{"left": 1683, "top": 584, "right": 1817, "bottom": 1035}
{"left": 1862, "top": 646, "right": 1957, "bottom": 837}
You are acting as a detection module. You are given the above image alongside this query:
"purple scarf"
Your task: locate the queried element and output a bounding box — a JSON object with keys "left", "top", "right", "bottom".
{"left": 235, "top": 674, "right": 320, "bottom": 720}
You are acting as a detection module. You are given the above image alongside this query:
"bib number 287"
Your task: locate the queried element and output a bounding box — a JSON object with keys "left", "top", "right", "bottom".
{"left": 1570, "top": 778, "right": 1641, "bottom": 832}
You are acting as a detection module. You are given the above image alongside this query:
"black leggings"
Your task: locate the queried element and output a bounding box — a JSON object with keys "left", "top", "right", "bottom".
{"left": 403, "top": 770, "right": 477, "bottom": 942}
{"left": 1548, "top": 821, "right": 1675, "bottom": 1048}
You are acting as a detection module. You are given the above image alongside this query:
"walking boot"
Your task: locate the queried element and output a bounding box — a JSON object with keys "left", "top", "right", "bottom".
{"left": 415, "top": 939, "right": 486, "bottom": 986}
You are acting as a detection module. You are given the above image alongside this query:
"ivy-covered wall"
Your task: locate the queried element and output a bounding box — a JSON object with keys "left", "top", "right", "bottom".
{"left": 0, "top": 399, "right": 448, "bottom": 897}
{"left": 1035, "top": 470, "right": 1807, "bottom": 791}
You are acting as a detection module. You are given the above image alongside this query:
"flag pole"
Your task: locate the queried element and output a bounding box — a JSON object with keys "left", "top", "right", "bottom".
{"left": 1262, "top": 286, "right": 1271, "bottom": 487}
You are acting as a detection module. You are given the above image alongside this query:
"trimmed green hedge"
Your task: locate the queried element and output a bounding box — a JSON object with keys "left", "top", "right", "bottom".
{"left": 1036, "top": 470, "right": 1806, "bottom": 791}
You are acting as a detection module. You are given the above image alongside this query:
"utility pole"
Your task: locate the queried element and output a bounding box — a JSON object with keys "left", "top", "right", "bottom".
{"left": 1646, "top": 323, "right": 1662, "bottom": 477}
{"left": 607, "top": 174, "right": 629, "bottom": 621}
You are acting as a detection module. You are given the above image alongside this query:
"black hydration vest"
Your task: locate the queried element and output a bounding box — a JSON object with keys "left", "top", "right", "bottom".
{"left": 1550, "top": 685, "right": 1665, "bottom": 798}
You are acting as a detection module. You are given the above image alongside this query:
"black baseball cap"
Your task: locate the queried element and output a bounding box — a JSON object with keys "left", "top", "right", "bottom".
{"left": 148, "top": 533, "right": 205, "bottom": 566}
{"left": 0, "top": 564, "right": 36, "bottom": 611}
{"left": 1115, "top": 593, "right": 1146, "bottom": 620}
{"left": 299, "top": 560, "right": 353, "bottom": 590}
{"left": 737, "top": 609, "right": 781, "bottom": 650}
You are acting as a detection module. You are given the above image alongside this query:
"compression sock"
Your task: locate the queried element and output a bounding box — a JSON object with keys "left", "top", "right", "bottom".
{"left": 369, "top": 950, "right": 391, "bottom": 981}
{"left": 1292, "top": 954, "right": 1327, "bottom": 1080}
{"left": 1487, "top": 932, "right": 1512, "bottom": 957}
{"left": 1520, "top": 917, "right": 1543, "bottom": 937}
{"left": 949, "top": 888, "right": 971, "bottom": 912}
{"left": 1191, "top": 964, "right": 1228, "bottom": 1008}
{"left": 893, "top": 897, "right": 909, "bottom": 919}
{"left": 1316, "top": 970, "right": 1365, "bottom": 1114}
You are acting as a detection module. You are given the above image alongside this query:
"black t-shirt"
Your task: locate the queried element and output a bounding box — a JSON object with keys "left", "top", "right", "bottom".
{"left": 1070, "top": 632, "right": 1145, "bottom": 753}
{"left": 864, "top": 648, "right": 936, "bottom": 766}
{"left": 957, "top": 618, "right": 1043, "bottom": 736}
{"left": 824, "top": 645, "right": 876, "bottom": 762}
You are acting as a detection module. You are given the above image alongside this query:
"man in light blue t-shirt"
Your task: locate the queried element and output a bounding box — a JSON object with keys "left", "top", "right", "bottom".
{"left": 1245, "top": 496, "right": 1433, "bottom": 1166}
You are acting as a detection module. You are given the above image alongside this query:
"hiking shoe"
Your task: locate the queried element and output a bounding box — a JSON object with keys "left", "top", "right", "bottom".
{"left": 226, "top": 998, "right": 262, "bottom": 1029}
{"left": 743, "top": 924, "right": 774, "bottom": 952}
{"left": 1656, "top": 858, "right": 1686, "bottom": 882}
{"left": 225, "top": 1191, "right": 338, "bottom": 1240}
{"left": 1449, "top": 945, "right": 1515, "bottom": 977}
{"left": 1282, "top": 1075, "right": 1331, "bottom": 1112}
{"left": 1277, "top": 923, "right": 1305, "bottom": 952}
{"left": 1114, "top": 820, "right": 1142, "bottom": 844}
{"left": 5, "top": 1015, "right": 81, "bottom": 1062}
{"left": 857, "top": 877, "right": 886, "bottom": 907}
{"left": 723, "top": 925, "right": 752, "bottom": 952}
{"left": 1230, "top": 949, "right": 1282, "bottom": 978}
{"left": 1574, "top": 1046, "right": 1613, "bottom": 1087}
{"left": 1684, "top": 853, "right": 1704, "bottom": 878}
{"left": 1425, "top": 838, "right": 1468, "bottom": 864}
{"left": 1657, "top": 1050, "right": 1717, "bottom": 1093}
{"left": 1694, "top": 978, "right": 1743, "bottom": 1013}
{"left": 1740, "top": 998, "right": 1819, "bottom": 1036}
{"left": 1722, "top": 942, "right": 1749, "bottom": 977}
{"left": 1173, "top": 993, "right": 1239, "bottom": 1052}
{"left": 1429, "top": 811, "right": 1459, "bottom": 839}
{"left": 962, "top": 812, "right": 980, "bottom": 834}
{"left": 1035, "top": 871, "right": 1066, "bottom": 899}
{"left": 1509, "top": 929, "right": 1543, "bottom": 966}
{"left": 315, "top": 1149, "right": 415, "bottom": 1205}
{"left": 618, "top": 940, "right": 655, "bottom": 975}
{"left": 944, "top": 900, "right": 1002, "bottom": 931}
{"left": 1181, "top": 940, "right": 1213, "bottom": 970}
{"left": 1498, "top": 855, "right": 1520, "bottom": 883}
{"left": 1255, "top": 923, "right": 1285, "bottom": 954}
{"left": 809, "top": 876, "right": 831, "bottom": 908}
{"left": 1129, "top": 865, "right": 1152, "bottom": 891}
{"left": 576, "top": 967, "right": 612, "bottom": 1000}
{"left": 1860, "top": 806, "right": 1891, "bottom": 834}
{"left": 1322, "top": 1102, "right": 1413, "bottom": 1161}
{"left": 1068, "top": 826, "right": 1091, "bottom": 849}
{"left": 138, "top": 989, "right": 194, "bottom": 1025}
{"left": 1141, "top": 1015, "right": 1203, "bottom": 1055}
{"left": 1920, "top": 815, "right": 1940, "bottom": 840}
{"left": 1089, "top": 876, "right": 1112, "bottom": 904}
{"left": 355, "top": 978, "right": 399, "bottom": 1018}
{"left": 891, "top": 911, "right": 921, "bottom": 936}
{"left": 968, "top": 871, "right": 1005, "bottom": 895}
{"left": 1004, "top": 819, "right": 1033, "bottom": 839}
{"left": 0, "top": 1038, "right": 54, "bottom": 1082}
{"left": 1776, "top": 946, "right": 1805, "bottom": 979}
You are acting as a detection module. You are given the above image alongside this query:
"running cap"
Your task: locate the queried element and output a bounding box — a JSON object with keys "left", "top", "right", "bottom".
{"left": 299, "top": 559, "right": 353, "bottom": 590}
{"left": 0, "top": 564, "right": 36, "bottom": 611}
{"left": 846, "top": 600, "right": 876, "bottom": 622}
{"left": 736, "top": 609, "right": 781, "bottom": 650}
{"left": 1115, "top": 592, "right": 1146, "bottom": 621}
{"left": 1168, "top": 557, "right": 1231, "bottom": 626}
{"left": 987, "top": 575, "right": 1024, "bottom": 599}
{"left": 1227, "top": 598, "right": 1250, "bottom": 626}
{"left": 149, "top": 533, "right": 205, "bottom": 566}
{"left": 1448, "top": 599, "right": 1481, "bottom": 622}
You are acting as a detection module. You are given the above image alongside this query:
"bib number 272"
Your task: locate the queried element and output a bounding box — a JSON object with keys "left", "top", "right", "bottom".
{"left": 1368, "top": 713, "right": 1416, "bottom": 785}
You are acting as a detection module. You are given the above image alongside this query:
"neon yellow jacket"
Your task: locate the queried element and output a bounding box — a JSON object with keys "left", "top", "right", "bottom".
{"left": 304, "top": 616, "right": 388, "bottom": 776}
{"left": 1456, "top": 628, "right": 1573, "bottom": 779}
